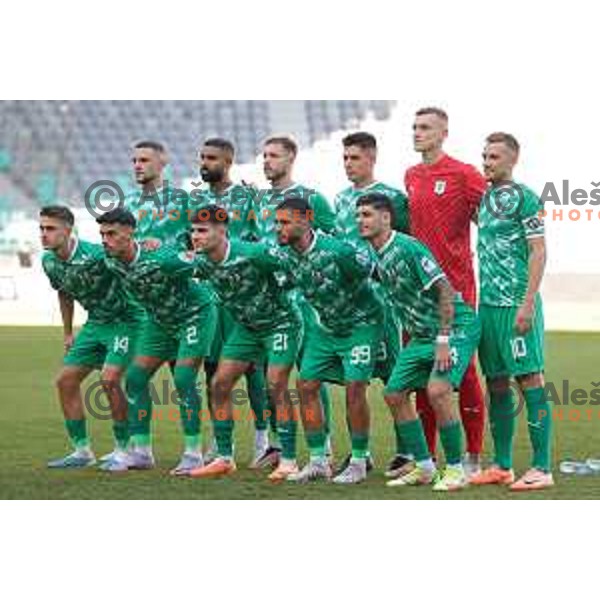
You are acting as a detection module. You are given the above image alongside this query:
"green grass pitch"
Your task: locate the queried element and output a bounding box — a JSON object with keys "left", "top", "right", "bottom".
{"left": 1, "top": 326, "right": 599, "bottom": 499}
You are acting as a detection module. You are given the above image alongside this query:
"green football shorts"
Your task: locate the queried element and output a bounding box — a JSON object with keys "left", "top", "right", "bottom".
{"left": 64, "top": 320, "right": 140, "bottom": 369}
{"left": 135, "top": 303, "right": 218, "bottom": 361}
{"left": 373, "top": 307, "right": 401, "bottom": 384}
{"left": 478, "top": 296, "right": 545, "bottom": 379}
{"left": 221, "top": 318, "right": 303, "bottom": 367}
{"left": 385, "top": 313, "right": 481, "bottom": 393}
{"left": 299, "top": 322, "right": 382, "bottom": 383}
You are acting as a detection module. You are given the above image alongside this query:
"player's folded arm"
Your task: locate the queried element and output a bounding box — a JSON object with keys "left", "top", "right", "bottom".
{"left": 156, "top": 247, "right": 199, "bottom": 276}
{"left": 311, "top": 191, "right": 336, "bottom": 233}
{"left": 335, "top": 240, "right": 375, "bottom": 281}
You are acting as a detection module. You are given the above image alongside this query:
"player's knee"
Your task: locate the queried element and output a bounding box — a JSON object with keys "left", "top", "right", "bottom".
{"left": 384, "top": 391, "right": 406, "bottom": 408}
{"left": 55, "top": 369, "right": 80, "bottom": 392}
{"left": 487, "top": 377, "right": 511, "bottom": 396}
{"left": 298, "top": 379, "right": 320, "bottom": 396}
{"left": 427, "top": 380, "right": 452, "bottom": 408}
{"left": 516, "top": 372, "right": 544, "bottom": 389}
{"left": 99, "top": 369, "right": 122, "bottom": 388}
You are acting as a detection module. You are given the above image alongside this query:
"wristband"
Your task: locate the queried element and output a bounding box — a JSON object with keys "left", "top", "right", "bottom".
{"left": 436, "top": 335, "right": 450, "bottom": 344}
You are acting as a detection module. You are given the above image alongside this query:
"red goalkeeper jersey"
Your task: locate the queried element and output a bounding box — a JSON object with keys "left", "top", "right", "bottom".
{"left": 405, "top": 154, "right": 486, "bottom": 306}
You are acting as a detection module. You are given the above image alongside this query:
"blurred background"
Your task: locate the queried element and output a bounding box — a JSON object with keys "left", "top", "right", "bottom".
{"left": 0, "top": 100, "right": 597, "bottom": 330}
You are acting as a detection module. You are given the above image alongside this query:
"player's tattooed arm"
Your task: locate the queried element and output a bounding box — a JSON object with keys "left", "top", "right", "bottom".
{"left": 58, "top": 290, "right": 75, "bottom": 353}
{"left": 516, "top": 235, "right": 546, "bottom": 334}
{"left": 435, "top": 278, "right": 455, "bottom": 335}
{"left": 433, "top": 278, "right": 455, "bottom": 372}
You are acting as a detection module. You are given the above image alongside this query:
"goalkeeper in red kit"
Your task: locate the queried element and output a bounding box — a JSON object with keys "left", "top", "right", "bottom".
{"left": 404, "top": 107, "right": 486, "bottom": 477}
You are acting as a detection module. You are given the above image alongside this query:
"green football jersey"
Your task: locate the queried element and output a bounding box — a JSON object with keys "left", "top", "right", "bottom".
{"left": 194, "top": 183, "right": 258, "bottom": 241}
{"left": 104, "top": 243, "right": 213, "bottom": 334}
{"left": 123, "top": 184, "right": 191, "bottom": 248}
{"left": 284, "top": 232, "right": 383, "bottom": 335}
{"left": 253, "top": 183, "right": 335, "bottom": 243}
{"left": 42, "top": 238, "right": 143, "bottom": 324}
{"left": 375, "top": 231, "right": 471, "bottom": 340}
{"left": 478, "top": 182, "right": 544, "bottom": 307}
{"left": 334, "top": 181, "right": 409, "bottom": 239}
{"left": 193, "top": 239, "right": 300, "bottom": 332}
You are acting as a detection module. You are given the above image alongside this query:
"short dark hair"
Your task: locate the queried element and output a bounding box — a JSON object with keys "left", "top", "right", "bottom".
{"left": 276, "top": 195, "right": 311, "bottom": 217}
{"left": 486, "top": 132, "right": 520, "bottom": 154}
{"left": 203, "top": 138, "right": 235, "bottom": 157}
{"left": 96, "top": 208, "right": 137, "bottom": 228}
{"left": 39, "top": 205, "right": 75, "bottom": 227}
{"left": 134, "top": 140, "right": 166, "bottom": 153}
{"left": 356, "top": 193, "right": 396, "bottom": 223}
{"left": 342, "top": 132, "right": 377, "bottom": 150}
{"left": 190, "top": 205, "right": 229, "bottom": 225}
{"left": 415, "top": 107, "right": 448, "bottom": 123}
{"left": 264, "top": 135, "right": 298, "bottom": 157}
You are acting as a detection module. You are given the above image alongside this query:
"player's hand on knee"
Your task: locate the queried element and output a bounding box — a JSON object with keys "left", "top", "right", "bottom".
{"left": 434, "top": 340, "right": 451, "bottom": 372}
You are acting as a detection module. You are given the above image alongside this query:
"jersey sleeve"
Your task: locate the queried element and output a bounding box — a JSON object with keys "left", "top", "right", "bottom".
{"left": 462, "top": 164, "right": 487, "bottom": 217}
{"left": 390, "top": 189, "right": 410, "bottom": 233}
{"left": 410, "top": 241, "right": 446, "bottom": 292}
{"left": 521, "top": 188, "right": 545, "bottom": 239}
{"left": 158, "top": 247, "right": 198, "bottom": 276}
{"left": 250, "top": 243, "right": 293, "bottom": 274}
{"left": 309, "top": 190, "right": 336, "bottom": 234}
{"left": 41, "top": 254, "right": 61, "bottom": 290}
{"left": 335, "top": 240, "right": 375, "bottom": 281}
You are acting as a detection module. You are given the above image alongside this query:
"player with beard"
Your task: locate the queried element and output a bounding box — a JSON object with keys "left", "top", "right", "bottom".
{"left": 197, "top": 138, "right": 274, "bottom": 467}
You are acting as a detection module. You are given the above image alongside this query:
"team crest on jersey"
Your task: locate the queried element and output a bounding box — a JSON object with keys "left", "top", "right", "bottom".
{"left": 420, "top": 256, "right": 437, "bottom": 275}
{"left": 178, "top": 251, "right": 196, "bottom": 263}
{"left": 434, "top": 180, "right": 446, "bottom": 195}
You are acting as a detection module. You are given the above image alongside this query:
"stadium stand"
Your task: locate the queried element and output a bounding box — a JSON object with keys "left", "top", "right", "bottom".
{"left": 0, "top": 100, "right": 394, "bottom": 207}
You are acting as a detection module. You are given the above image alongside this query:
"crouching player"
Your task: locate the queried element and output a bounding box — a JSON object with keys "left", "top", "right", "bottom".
{"left": 470, "top": 132, "right": 553, "bottom": 491}
{"left": 276, "top": 196, "right": 384, "bottom": 484}
{"left": 188, "top": 206, "right": 304, "bottom": 481}
{"left": 97, "top": 208, "right": 217, "bottom": 474}
{"left": 357, "top": 193, "right": 481, "bottom": 491}
{"left": 40, "top": 206, "right": 143, "bottom": 468}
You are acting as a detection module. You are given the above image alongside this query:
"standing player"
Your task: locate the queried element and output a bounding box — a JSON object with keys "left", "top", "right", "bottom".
{"left": 276, "top": 196, "right": 384, "bottom": 484}
{"left": 258, "top": 135, "right": 335, "bottom": 242}
{"left": 335, "top": 132, "right": 409, "bottom": 237}
{"left": 197, "top": 137, "right": 273, "bottom": 467}
{"left": 258, "top": 135, "right": 335, "bottom": 457}
{"left": 97, "top": 208, "right": 217, "bottom": 475}
{"left": 405, "top": 107, "right": 487, "bottom": 475}
{"left": 357, "top": 193, "right": 481, "bottom": 491}
{"left": 124, "top": 140, "right": 190, "bottom": 248}
{"left": 334, "top": 131, "right": 411, "bottom": 477}
{"left": 40, "top": 206, "right": 143, "bottom": 468}
{"left": 470, "top": 133, "right": 553, "bottom": 490}
{"left": 187, "top": 206, "right": 303, "bottom": 481}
